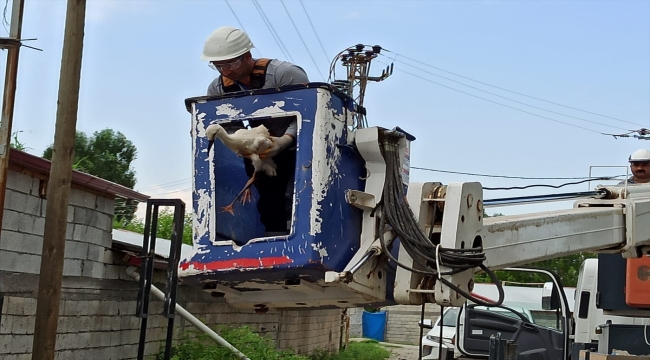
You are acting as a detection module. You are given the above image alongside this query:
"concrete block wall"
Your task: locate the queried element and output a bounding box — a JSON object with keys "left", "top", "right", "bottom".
{"left": 0, "top": 292, "right": 284, "bottom": 360}
{"left": 277, "top": 309, "right": 341, "bottom": 354}
{"left": 384, "top": 304, "right": 442, "bottom": 344}
{"left": 0, "top": 169, "right": 344, "bottom": 358}
{"left": 0, "top": 171, "right": 114, "bottom": 279}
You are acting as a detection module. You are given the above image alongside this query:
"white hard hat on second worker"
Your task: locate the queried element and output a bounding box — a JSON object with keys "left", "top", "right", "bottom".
{"left": 201, "top": 26, "right": 254, "bottom": 62}
{"left": 629, "top": 149, "right": 650, "bottom": 162}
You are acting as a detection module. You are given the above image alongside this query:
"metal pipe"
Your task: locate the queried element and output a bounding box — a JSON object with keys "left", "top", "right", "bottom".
{"left": 126, "top": 267, "right": 251, "bottom": 360}
{"left": 348, "top": 249, "right": 377, "bottom": 274}
{"left": 483, "top": 191, "right": 603, "bottom": 207}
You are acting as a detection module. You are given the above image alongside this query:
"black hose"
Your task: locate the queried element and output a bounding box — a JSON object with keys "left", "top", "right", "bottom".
{"left": 376, "top": 134, "right": 504, "bottom": 307}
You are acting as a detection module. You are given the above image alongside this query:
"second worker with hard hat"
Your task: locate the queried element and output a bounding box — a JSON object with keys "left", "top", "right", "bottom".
{"left": 620, "top": 149, "right": 650, "bottom": 185}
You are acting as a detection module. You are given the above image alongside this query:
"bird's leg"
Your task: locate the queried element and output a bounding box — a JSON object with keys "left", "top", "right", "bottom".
{"left": 239, "top": 172, "right": 257, "bottom": 204}
{"left": 221, "top": 172, "right": 258, "bottom": 215}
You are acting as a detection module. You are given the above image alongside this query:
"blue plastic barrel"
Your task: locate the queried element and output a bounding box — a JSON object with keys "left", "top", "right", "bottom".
{"left": 362, "top": 310, "right": 387, "bottom": 342}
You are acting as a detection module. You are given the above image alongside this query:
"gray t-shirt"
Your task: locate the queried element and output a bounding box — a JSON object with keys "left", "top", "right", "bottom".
{"left": 207, "top": 59, "right": 308, "bottom": 96}
{"left": 206, "top": 59, "right": 308, "bottom": 138}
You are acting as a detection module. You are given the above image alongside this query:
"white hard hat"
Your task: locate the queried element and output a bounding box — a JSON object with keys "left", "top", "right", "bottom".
{"left": 629, "top": 149, "right": 650, "bottom": 162}
{"left": 201, "top": 26, "right": 254, "bottom": 62}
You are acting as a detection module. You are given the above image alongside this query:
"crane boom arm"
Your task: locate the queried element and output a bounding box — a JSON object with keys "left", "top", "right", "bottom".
{"left": 483, "top": 206, "right": 625, "bottom": 269}
{"left": 393, "top": 181, "right": 650, "bottom": 307}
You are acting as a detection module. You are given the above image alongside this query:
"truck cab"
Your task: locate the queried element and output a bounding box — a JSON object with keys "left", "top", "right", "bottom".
{"left": 456, "top": 268, "right": 572, "bottom": 360}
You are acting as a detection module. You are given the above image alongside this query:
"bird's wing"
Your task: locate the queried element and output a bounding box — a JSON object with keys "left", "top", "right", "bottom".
{"left": 231, "top": 126, "right": 269, "bottom": 139}
{"left": 248, "top": 125, "right": 271, "bottom": 138}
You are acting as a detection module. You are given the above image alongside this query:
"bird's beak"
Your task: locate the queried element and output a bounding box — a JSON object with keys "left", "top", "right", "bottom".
{"left": 207, "top": 139, "right": 214, "bottom": 154}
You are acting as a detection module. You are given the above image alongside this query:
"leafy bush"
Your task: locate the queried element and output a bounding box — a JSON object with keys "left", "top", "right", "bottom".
{"left": 114, "top": 208, "right": 193, "bottom": 245}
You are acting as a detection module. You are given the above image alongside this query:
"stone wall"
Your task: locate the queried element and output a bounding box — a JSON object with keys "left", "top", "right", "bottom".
{"left": 0, "top": 170, "right": 342, "bottom": 359}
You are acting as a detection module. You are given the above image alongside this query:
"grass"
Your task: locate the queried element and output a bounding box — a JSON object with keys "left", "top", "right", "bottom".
{"left": 333, "top": 340, "right": 391, "bottom": 360}
{"left": 159, "top": 327, "right": 391, "bottom": 360}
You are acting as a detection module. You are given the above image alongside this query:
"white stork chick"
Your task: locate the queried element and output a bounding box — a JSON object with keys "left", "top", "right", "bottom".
{"left": 205, "top": 123, "right": 278, "bottom": 214}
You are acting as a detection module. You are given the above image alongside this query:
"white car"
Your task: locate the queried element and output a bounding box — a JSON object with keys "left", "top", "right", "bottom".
{"left": 420, "top": 306, "right": 534, "bottom": 360}
{"left": 421, "top": 307, "right": 460, "bottom": 360}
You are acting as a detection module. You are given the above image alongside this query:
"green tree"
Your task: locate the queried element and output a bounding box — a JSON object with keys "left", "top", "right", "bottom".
{"left": 43, "top": 129, "right": 138, "bottom": 223}
{"left": 114, "top": 209, "right": 193, "bottom": 246}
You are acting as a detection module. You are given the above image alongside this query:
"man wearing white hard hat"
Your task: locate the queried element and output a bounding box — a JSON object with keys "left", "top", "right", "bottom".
{"left": 201, "top": 26, "right": 309, "bottom": 235}
{"left": 620, "top": 149, "right": 650, "bottom": 185}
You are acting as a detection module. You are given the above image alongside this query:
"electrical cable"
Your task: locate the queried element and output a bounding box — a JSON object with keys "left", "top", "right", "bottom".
{"left": 376, "top": 60, "right": 603, "bottom": 134}
{"left": 2, "top": 0, "right": 9, "bottom": 34}
{"left": 410, "top": 166, "right": 623, "bottom": 181}
{"left": 137, "top": 178, "right": 192, "bottom": 192}
{"left": 483, "top": 177, "right": 619, "bottom": 191}
{"left": 279, "top": 0, "right": 326, "bottom": 81}
{"left": 375, "top": 132, "right": 504, "bottom": 307}
{"left": 381, "top": 48, "right": 646, "bottom": 128}
{"left": 223, "top": 0, "right": 262, "bottom": 58}
{"left": 146, "top": 187, "right": 192, "bottom": 196}
{"left": 251, "top": 0, "right": 295, "bottom": 63}
{"left": 378, "top": 54, "right": 628, "bottom": 132}
{"left": 298, "top": 0, "right": 329, "bottom": 63}
{"left": 483, "top": 191, "right": 602, "bottom": 207}
{"left": 327, "top": 46, "right": 356, "bottom": 82}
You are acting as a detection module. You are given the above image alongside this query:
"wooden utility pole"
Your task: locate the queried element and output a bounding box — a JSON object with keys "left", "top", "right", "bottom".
{"left": 0, "top": 0, "right": 25, "bottom": 245}
{"left": 31, "top": 0, "right": 86, "bottom": 359}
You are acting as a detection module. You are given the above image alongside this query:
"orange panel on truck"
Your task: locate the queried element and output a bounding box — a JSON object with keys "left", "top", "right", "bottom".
{"left": 625, "top": 255, "right": 650, "bottom": 308}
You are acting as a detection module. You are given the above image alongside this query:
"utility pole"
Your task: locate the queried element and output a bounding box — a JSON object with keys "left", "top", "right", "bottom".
{"left": 0, "top": 0, "right": 25, "bottom": 246}
{"left": 31, "top": 0, "right": 86, "bottom": 359}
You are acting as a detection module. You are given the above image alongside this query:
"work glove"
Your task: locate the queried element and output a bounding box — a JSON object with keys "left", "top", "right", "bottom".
{"left": 260, "top": 135, "right": 294, "bottom": 159}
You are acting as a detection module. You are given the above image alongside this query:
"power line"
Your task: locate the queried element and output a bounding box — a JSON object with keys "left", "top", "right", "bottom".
{"left": 299, "top": 0, "right": 329, "bottom": 63}
{"left": 483, "top": 177, "right": 618, "bottom": 191}
{"left": 136, "top": 178, "right": 191, "bottom": 192}
{"left": 147, "top": 187, "right": 193, "bottom": 196}
{"left": 251, "top": 0, "right": 295, "bottom": 63}
{"left": 223, "top": 0, "right": 262, "bottom": 57}
{"left": 377, "top": 60, "right": 603, "bottom": 134}
{"left": 379, "top": 54, "right": 629, "bottom": 132}
{"left": 280, "top": 0, "right": 326, "bottom": 81}
{"left": 2, "top": 0, "right": 10, "bottom": 34}
{"left": 382, "top": 49, "right": 646, "bottom": 128}
{"left": 410, "top": 166, "right": 623, "bottom": 180}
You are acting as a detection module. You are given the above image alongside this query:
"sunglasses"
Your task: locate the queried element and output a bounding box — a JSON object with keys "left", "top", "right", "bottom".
{"left": 209, "top": 56, "right": 243, "bottom": 72}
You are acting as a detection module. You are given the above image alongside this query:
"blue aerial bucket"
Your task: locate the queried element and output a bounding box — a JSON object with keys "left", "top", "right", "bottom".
{"left": 362, "top": 310, "right": 387, "bottom": 342}
{"left": 180, "top": 83, "right": 408, "bottom": 310}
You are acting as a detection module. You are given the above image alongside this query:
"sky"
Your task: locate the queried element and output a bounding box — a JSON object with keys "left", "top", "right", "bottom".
{"left": 1, "top": 0, "right": 649, "bottom": 219}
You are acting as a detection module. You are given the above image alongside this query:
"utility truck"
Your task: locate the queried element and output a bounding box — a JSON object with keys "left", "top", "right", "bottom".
{"left": 178, "top": 44, "right": 650, "bottom": 359}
